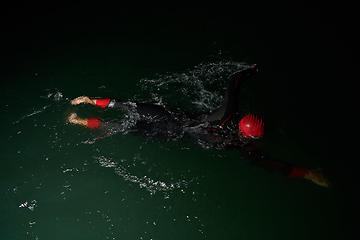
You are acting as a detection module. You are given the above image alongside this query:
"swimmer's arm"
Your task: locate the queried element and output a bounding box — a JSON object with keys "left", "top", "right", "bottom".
{"left": 289, "top": 166, "right": 330, "bottom": 187}
{"left": 71, "top": 96, "right": 96, "bottom": 105}
{"left": 304, "top": 168, "right": 330, "bottom": 187}
{"left": 71, "top": 96, "right": 112, "bottom": 109}
{"left": 67, "top": 113, "right": 88, "bottom": 126}
{"left": 252, "top": 155, "right": 330, "bottom": 187}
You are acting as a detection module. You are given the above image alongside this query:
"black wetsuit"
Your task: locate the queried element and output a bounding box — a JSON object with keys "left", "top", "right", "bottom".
{"left": 95, "top": 67, "right": 296, "bottom": 177}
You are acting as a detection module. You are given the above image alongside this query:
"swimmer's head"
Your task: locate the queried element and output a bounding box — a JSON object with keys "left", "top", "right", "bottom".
{"left": 238, "top": 114, "right": 265, "bottom": 139}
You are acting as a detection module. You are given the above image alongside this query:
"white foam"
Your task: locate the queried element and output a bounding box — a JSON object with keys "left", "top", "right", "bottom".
{"left": 18, "top": 200, "right": 37, "bottom": 211}
{"left": 92, "top": 155, "right": 196, "bottom": 196}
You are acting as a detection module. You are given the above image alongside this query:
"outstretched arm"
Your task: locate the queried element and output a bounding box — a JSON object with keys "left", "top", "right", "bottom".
{"left": 71, "top": 96, "right": 96, "bottom": 105}
{"left": 287, "top": 166, "right": 330, "bottom": 187}
{"left": 67, "top": 113, "right": 88, "bottom": 126}
{"left": 250, "top": 155, "right": 330, "bottom": 187}
{"left": 67, "top": 113, "right": 101, "bottom": 129}
{"left": 71, "top": 96, "right": 129, "bottom": 110}
{"left": 304, "top": 168, "right": 330, "bottom": 187}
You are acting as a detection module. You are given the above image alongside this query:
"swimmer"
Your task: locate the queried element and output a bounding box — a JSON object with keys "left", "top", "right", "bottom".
{"left": 68, "top": 65, "right": 329, "bottom": 187}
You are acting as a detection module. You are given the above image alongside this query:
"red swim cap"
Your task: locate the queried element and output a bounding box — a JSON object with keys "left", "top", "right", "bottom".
{"left": 239, "top": 114, "right": 265, "bottom": 139}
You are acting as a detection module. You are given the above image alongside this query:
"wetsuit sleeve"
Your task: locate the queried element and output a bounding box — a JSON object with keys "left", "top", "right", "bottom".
{"left": 224, "top": 67, "right": 258, "bottom": 111}
{"left": 86, "top": 117, "right": 126, "bottom": 132}
{"left": 288, "top": 166, "right": 309, "bottom": 178}
{"left": 86, "top": 118, "right": 101, "bottom": 129}
{"left": 228, "top": 67, "right": 258, "bottom": 90}
{"left": 95, "top": 98, "right": 133, "bottom": 111}
{"left": 251, "top": 156, "right": 309, "bottom": 178}
{"left": 203, "top": 67, "right": 258, "bottom": 124}
{"left": 95, "top": 99, "right": 111, "bottom": 108}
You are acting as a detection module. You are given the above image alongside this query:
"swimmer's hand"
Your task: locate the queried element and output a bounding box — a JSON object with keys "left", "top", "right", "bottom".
{"left": 71, "top": 96, "right": 95, "bottom": 105}
{"left": 252, "top": 64, "right": 257, "bottom": 69}
{"left": 304, "top": 168, "right": 330, "bottom": 187}
{"left": 67, "top": 113, "right": 88, "bottom": 126}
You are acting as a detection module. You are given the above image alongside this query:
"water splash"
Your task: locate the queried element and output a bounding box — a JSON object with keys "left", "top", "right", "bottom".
{"left": 13, "top": 105, "right": 51, "bottom": 124}
{"left": 93, "top": 155, "right": 197, "bottom": 197}
{"left": 40, "top": 89, "right": 64, "bottom": 101}
{"left": 19, "top": 200, "right": 37, "bottom": 211}
{"left": 135, "top": 60, "right": 248, "bottom": 112}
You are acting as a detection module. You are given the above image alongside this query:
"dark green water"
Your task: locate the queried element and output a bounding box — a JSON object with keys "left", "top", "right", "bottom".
{"left": 1, "top": 4, "right": 358, "bottom": 240}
